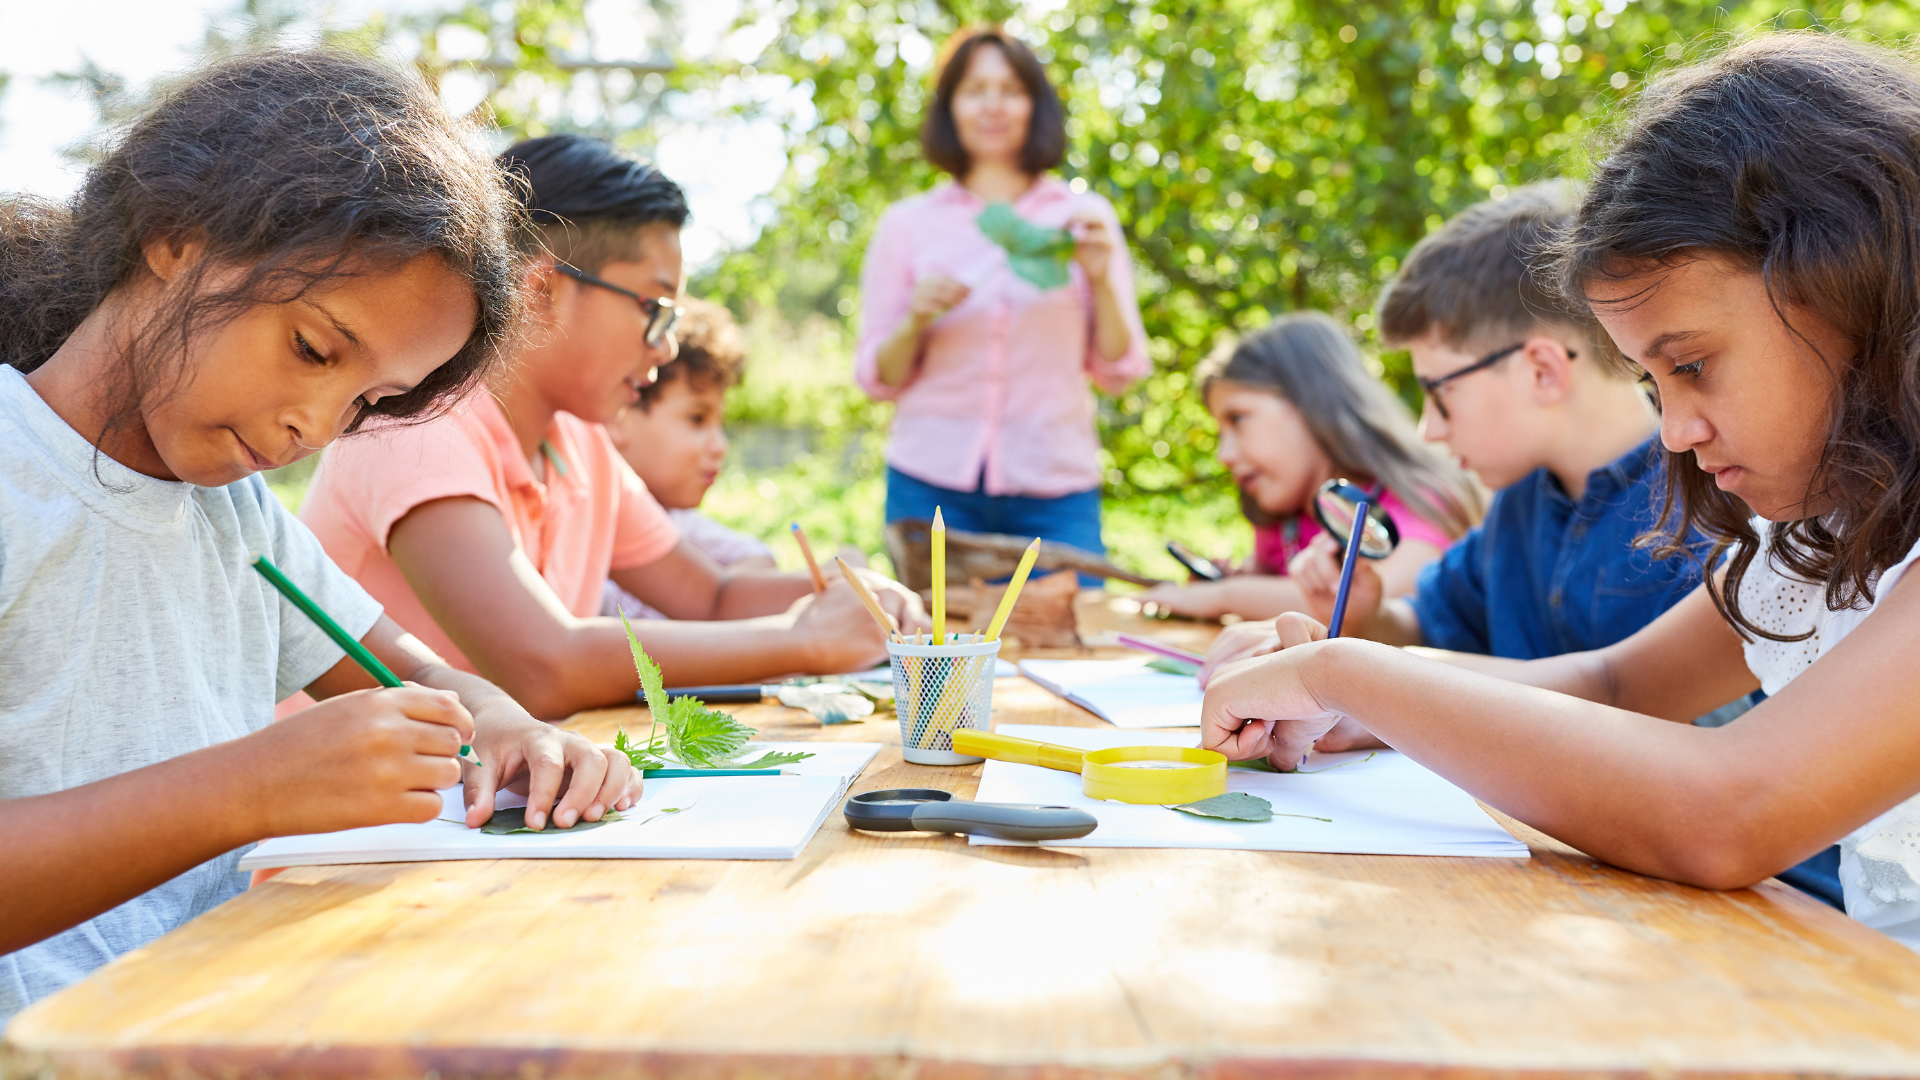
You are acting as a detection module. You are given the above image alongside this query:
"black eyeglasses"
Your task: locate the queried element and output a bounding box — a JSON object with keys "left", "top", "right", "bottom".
{"left": 554, "top": 263, "right": 682, "bottom": 347}
{"left": 1417, "top": 343, "right": 1577, "bottom": 420}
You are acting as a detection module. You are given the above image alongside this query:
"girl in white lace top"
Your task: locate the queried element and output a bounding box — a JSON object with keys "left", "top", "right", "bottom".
{"left": 1196, "top": 34, "right": 1920, "bottom": 952}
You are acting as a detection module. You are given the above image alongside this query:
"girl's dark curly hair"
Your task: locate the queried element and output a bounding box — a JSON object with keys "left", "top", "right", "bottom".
{"left": 1557, "top": 32, "right": 1920, "bottom": 641}
{"left": 0, "top": 48, "right": 523, "bottom": 446}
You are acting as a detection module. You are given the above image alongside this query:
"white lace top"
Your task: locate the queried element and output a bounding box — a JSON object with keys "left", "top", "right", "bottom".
{"left": 1738, "top": 519, "right": 1920, "bottom": 950}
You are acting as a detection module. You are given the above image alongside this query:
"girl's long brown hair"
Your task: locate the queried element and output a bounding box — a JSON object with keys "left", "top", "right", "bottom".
{"left": 1557, "top": 33, "right": 1920, "bottom": 641}
{"left": 0, "top": 49, "right": 523, "bottom": 453}
{"left": 1200, "top": 311, "right": 1484, "bottom": 539}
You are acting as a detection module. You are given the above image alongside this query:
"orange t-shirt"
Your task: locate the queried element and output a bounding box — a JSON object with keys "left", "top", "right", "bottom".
{"left": 300, "top": 393, "right": 680, "bottom": 674}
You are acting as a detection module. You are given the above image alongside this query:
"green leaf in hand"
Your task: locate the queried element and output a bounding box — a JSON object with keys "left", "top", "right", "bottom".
{"left": 977, "top": 202, "right": 1075, "bottom": 290}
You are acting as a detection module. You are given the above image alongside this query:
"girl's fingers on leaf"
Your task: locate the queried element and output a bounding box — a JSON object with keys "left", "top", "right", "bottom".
{"left": 464, "top": 758, "right": 499, "bottom": 828}
{"left": 596, "top": 746, "right": 641, "bottom": 811}
{"left": 520, "top": 738, "right": 568, "bottom": 831}
{"left": 551, "top": 741, "right": 609, "bottom": 828}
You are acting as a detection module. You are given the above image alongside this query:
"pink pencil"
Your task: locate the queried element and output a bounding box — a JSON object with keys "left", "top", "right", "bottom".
{"left": 1114, "top": 632, "right": 1206, "bottom": 666}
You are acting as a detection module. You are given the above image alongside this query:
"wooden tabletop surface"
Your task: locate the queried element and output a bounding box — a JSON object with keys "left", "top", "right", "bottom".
{"left": 10, "top": 595, "right": 1920, "bottom": 1080}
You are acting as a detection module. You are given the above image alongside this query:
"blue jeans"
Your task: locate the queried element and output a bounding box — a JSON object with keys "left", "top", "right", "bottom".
{"left": 885, "top": 467, "right": 1105, "bottom": 586}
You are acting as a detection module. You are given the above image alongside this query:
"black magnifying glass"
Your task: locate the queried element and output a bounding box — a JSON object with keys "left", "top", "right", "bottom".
{"left": 1309, "top": 478, "right": 1400, "bottom": 636}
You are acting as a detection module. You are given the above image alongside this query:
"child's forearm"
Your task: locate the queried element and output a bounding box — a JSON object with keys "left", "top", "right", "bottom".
{"left": 0, "top": 741, "right": 266, "bottom": 954}
{"left": 1301, "top": 641, "right": 1760, "bottom": 886}
{"left": 711, "top": 571, "right": 816, "bottom": 619}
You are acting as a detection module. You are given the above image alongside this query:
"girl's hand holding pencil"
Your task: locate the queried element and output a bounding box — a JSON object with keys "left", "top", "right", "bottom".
{"left": 1198, "top": 612, "right": 1384, "bottom": 760}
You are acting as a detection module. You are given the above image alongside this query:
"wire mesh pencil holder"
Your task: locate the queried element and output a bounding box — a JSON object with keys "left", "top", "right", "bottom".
{"left": 887, "top": 633, "right": 1002, "bottom": 765}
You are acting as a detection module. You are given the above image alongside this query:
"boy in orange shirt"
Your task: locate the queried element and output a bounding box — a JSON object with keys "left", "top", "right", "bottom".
{"left": 302, "top": 135, "right": 925, "bottom": 718}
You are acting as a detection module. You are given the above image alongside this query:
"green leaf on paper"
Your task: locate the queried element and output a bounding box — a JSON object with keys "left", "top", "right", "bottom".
{"left": 480, "top": 807, "right": 626, "bottom": 835}
{"left": 1168, "top": 792, "right": 1276, "bottom": 821}
{"left": 734, "top": 750, "right": 813, "bottom": 770}
{"left": 977, "top": 202, "right": 1075, "bottom": 290}
{"left": 614, "top": 618, "right": 814, "bottom": 772}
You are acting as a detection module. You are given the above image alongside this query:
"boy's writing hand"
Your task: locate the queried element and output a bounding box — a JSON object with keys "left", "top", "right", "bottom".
{"left": 1198, "top": 617, "right": 1280, "bottom": 685}
{"left": 1200, "top": 627, "right": 1351, "bottom": 770}
{"left": 790, "top": 575, "right": 926, "bottom": 671}
{"left": 1288, "top": 533, "right": 1384, "bottom": 636}
{"left": 461, "top": 704, "right": 642, "bottom": 832}
{"left": 248, "top": 686, "right": 473, "bottom": 838}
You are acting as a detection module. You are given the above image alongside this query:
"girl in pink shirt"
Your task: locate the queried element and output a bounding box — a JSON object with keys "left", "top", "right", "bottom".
{"left": 856, "top": 27, "right": 1149, "bottom": 570}
{"left": 1140, "top": 312, "right": 1483, "bottom": 620}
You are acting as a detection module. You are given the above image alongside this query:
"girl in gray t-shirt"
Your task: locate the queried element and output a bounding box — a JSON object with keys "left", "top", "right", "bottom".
{"left": 0, "top": 50, "right": 640, "bottom": 1022}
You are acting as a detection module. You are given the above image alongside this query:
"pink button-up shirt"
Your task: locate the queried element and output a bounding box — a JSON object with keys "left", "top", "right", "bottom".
{"left": 855, "top": 177, "right": 1150, "bottom": 498}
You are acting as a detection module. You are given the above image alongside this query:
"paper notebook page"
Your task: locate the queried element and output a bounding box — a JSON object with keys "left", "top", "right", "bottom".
{"left": 1018, "top": 658, "right": 1204, "bottom": 729}
{"left": 969, "top": 724, "right": 1527, "bottom": 858}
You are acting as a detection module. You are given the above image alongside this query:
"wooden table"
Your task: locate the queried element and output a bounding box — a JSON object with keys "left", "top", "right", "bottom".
{"left": 11, "top": 595, "right": 1920, "bottom": 1080}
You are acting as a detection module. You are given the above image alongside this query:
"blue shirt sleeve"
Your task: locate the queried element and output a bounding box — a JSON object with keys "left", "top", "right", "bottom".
{"left": 1408, "top": 523, "right": 1493, "bottom": 653}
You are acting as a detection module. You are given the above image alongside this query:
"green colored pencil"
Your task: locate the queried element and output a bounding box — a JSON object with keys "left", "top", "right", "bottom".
{"left": 642, "top": 768, "right": 791, "bottom": 779}
{"left": 250, "top": 554, "right": 481, "bottom": 767}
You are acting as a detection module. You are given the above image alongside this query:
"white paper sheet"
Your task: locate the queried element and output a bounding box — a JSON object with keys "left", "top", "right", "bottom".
{"left": 239, "top": 742, "right": 880, "bottom": 869}
{"left": 970, "top": 726, "right": 1529, "bottom": 859}
{"left": 1018, "top": 658, "right": 1203, "bottom": 728}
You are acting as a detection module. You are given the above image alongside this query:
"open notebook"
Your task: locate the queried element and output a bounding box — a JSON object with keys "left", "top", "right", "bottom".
{"left": 1019, "top": 658, "right": 1204, "bottom": 728}
{"left": 970, "top": 725, "right": 1528, "bottom": 859}
{"left": 239, "top": 742, "right": 880, "bottom": 869}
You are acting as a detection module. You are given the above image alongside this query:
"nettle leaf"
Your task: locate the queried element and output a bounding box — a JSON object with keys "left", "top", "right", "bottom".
{"left": 734, "top": 750, "right": 813, "bottom": 770}
{"left": 614, "top": 728, "right": 666, "bottom": 772}
{"left": 665, "top": 696, "right": 754, "bottom": 768}
{"left": 614, "top": 629, "right": 815, "bottom": 771}
{"left": 1168, "top": 792, "right": 1276, "bottom": 822}
{"left": 978, "top": 203, "right": 1075, "bottom": 290}
{"left": 480, "top": 807, "right": 625, "bottom": 835}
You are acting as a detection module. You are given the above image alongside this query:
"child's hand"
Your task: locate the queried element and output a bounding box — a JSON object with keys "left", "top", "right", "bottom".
{"left": 461, "top": 705, "right": 642, "bottom": 832}
{"left": 248, "top": 686, "right": 474, "bottom": 837}
{"left": 791, "top": 576, "right": 906, "bottom": 671}
{"left": 1200, "top": 625, "right": 1351, "bottom": 770}
{"left": 1199, "top": 613, "right": 1387, "bottom": 755}
{"left": 1135, "top": 581, "right": 1231, "bottom": 620}
{"left": 1288, "top": 533, "right": 1384, "bottom": 636}
{"left": 1198, "top": 617, "right": 1280, "bottom": 685}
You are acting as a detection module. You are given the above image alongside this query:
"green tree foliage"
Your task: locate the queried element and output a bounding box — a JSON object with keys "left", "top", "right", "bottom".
{"left": 698, "top": 0, "right": 1916, "bottom": 528}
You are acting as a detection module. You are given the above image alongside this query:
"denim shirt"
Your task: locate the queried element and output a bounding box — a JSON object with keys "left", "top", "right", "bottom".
{"left": 1409, "top": 437, "right": 1709, "bottom": 659}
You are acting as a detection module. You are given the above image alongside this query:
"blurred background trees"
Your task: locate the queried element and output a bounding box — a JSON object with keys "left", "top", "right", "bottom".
{"left": 17, "top": 0, "right": 1920, "bottom": 575}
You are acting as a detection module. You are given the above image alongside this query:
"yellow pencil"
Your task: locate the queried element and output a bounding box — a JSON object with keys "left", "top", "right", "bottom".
{"left": 835, "top": 556, "right": 900, "bottom": 640}
{"left": 984, "top": 538, "right": 1042, "bottom": 641}
{"left": 791, "top": 523, "right": 827, "bottom": 593}
{"left": 931, "top": 507, "right": 946, "bottom": 646}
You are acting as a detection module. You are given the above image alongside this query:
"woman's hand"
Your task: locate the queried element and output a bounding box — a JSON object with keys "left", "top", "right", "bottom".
{"left": 909, "top": 274, "right": 971, "bottom": 325}
{"left": 1068, "top": 214, "right": 1114, "bottom": 285}
{"left": 1287, "top": 533, "right": 1384, "bottom": 635}
{"left": 462, "top": 702, "right": 643, "bottom": 832}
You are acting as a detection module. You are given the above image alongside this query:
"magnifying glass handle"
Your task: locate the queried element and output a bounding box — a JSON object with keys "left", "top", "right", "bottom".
{"left": 1326, "top": 497, "right": 1372, "bottom": 639}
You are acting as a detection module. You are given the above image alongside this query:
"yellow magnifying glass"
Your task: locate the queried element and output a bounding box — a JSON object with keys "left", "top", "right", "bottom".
{"left": 950, "top": 730, "right": 1226, "bottom": 804}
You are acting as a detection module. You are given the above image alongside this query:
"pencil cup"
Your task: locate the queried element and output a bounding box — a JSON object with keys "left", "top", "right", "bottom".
{"left": 888, "top": 633, "right": 1002, "bottom": 765}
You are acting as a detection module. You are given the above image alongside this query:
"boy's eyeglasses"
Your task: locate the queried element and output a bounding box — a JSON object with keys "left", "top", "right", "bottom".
{"left": 554, "top": 263, "right": 682, "bottom": 347}
{"left": 1417, "top": 343, "right": 1577, "bottom": 420}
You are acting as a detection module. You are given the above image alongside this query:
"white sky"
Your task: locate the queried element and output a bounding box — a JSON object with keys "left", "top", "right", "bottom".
{"left": 0, "top": 0, "right": 789, "bottom": 268}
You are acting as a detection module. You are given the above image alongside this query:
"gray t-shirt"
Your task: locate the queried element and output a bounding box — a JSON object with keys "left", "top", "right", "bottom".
{"left": 0, "top": 366, "right": 381, "bottom": 1022}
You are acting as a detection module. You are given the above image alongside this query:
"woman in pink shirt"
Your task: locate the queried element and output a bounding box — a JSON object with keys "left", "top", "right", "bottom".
{"left": 856, "top": 27, "right": 1149, "bottom": 569}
